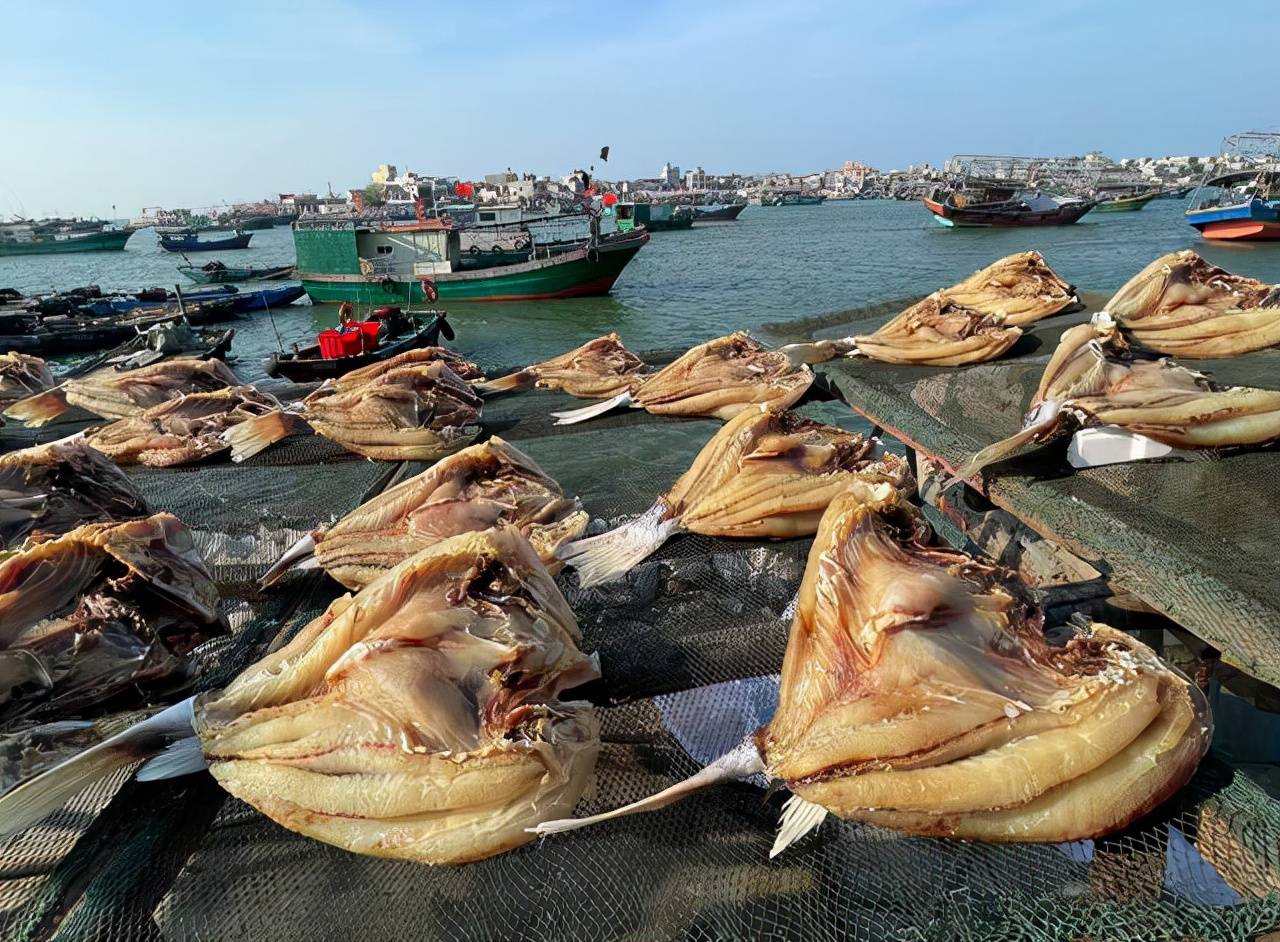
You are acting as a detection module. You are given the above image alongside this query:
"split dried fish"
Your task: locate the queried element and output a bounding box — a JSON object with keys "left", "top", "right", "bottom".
{"left": 3, "top": 357, "right": 241, "bottom": 427}
{"left": 87, "top": 386, "right": 283, "bottom": 467}
{"left": 0, "top": 434, "right": 148, "bottom": 549}
{"left": 335, "top": 347, "right": 485, "bottom": 390}
{"left": 533, "top": 486, "right": 1209, "bottom": 849}
{"left": 0, "top": 513, "right": 226, "bottom": 726}
{"left": 779, "top": 252, "right": 1075, "bottom": 368}
{"left": 558, "top": 406, "right": 911, "bottom": 587}
{"left": 758, "top": 487, "right": 1209, "bottom": 843}
{"left": 551, "top": 332, "right": 814, "bottom": 425}
{"left": 0, "top": 529, "right": 600, "bottom": 863}
{"left": 0, "top": 353, "right": 54, "bottom": 408}
{"left": 957, "top": 317, "right": 1280, "bottom": 478}
{"left": 477, "top": 333, "right": 651, "bottom": 399}
{"left": 1104, "top": 250, "right": 1280, "bottom": 357}
{"left": 225, "top": 360, "right": 482, "bottom": 462}
{"left": 261, "top": 436, "right": 587, "bottom": 589}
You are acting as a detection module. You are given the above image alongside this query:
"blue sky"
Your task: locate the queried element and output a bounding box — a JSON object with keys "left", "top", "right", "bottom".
{"left": 2, "top": 0, "right": 1275, "bottom": 218}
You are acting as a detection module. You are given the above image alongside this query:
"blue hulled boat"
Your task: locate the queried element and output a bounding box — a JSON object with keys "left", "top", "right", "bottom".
{"left": 1185, "top": 132, "right": 1280, "bottom": 241}
{"left": 158, "top": 229, "right": 253, "bottom": 252}
{"left": 83, "top": 283, "right": 306, "bottom": 316}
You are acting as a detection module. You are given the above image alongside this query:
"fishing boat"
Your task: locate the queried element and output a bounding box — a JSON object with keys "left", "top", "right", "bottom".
{"left": 1185, "top": 132, "right": 1280, "bottom": 241}
{"left": 178, "top": 261, "right": 296, "bottom": 284}
{"left": 293, "top": 212, "right": 648, "bottom": 304}
{"left": 613, "top": 203, "right": 695, "bottom": 232}
{"left": 692, "top": 203, "right": 747, "bottom": 222}
{"left": 83, "top": 284, "right": 306, "bottom": 317}
{"left": 0, "top": 218, "right": 135, "bottom": 257}
{"left": 158, "top": 230, "right": 253, "bottom": 253}
{"left": 265, "top": 309, "right": 453, "bottom": 382}
{"left": 760, "top": 191, "right": 826, "bottom": 206}
{"left": 234, "top": 215, "right": 276, "bottom": 231}
{"left": 1092, "top": 189, "right": 1161, "bottom": 213}
{"left": 922, "top": 182, "right": 1095, "bottom": 227}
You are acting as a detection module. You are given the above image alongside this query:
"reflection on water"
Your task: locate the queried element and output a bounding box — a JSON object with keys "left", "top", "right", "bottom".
{"left": 4, "top": 201, "right": 1280, "bottom": 383}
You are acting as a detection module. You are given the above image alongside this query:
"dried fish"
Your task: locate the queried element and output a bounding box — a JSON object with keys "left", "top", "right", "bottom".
{"left": 3, "top": 357, "right": 241, "bottom": 427}
{"left": 0, "top": 434, "right": 148, "bottom": 548}
{"left": 478, "top": 333, "right": 651, "bottom": 399}
{"left": 0, "top": 353, "right": 54, "bottom": 408}
{"left": 225, "top": 360, "right": 482, "bottom": 462}
{"left": 335, "top": 346, "right": 485, "bottom": 390}
{"left": 261, "top": 436, "right": 587, "bottom": 589}
{"left": 558, "top": 406, "right": 911, "bottom": 587}
{"left": 1104, "top": 250, "right": 1280, "bottom": 357}
{"left": 551, "top": 332, "right": 814, "bottom": 425}
{"left": 932, "top": 250, "right": 1077, "bottom": 327}
{"left": 87, "top": 386, "right": 284, "bottom": 467}
{"left": 957, "top": 317, "right": 1280, "bottom": 478}
{"left": 759, "top": 487, "right": 1209, "bottom": 843}
{"left": 0, "top": 513, "right": 226, "bottom": 726}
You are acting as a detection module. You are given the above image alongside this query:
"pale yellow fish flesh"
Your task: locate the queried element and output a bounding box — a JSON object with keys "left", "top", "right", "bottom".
{"left": 198, "top": 527, "right": 599, "bottom": 864}
{"left": 854, "top": 298, "right": 1023, "bottom": 366}
{"left": 930, "top": 251, "right": 1077, "bottom": 327}
{"left": 87, "top": 386, "right": 283, "bottom": 467}
{"left": 0, "top": 353, "right": 54, "bottom": 407}
{"left": 758, "top": 487, "right": 1209, "bottom": 842}
{"left": 266, "top": 436, "right": 587, "bottom": 589}
{"left": 633, "top": 332, "right": 813, "bottom": 419}
{"left": 3, "top": 358, "right": 241, "bottom": 427}
{"left": 334, "top": 347, "right": 485, "bottom": 390}
{"left": 956, "top": 319, "right": 1280, "bottom": 478}
{"left": 558, "top": 406, "right": 912, "bottom": 586}
{"left": 478, "top": 333, "right": 650, "bottom": 399}
{"left": 1105, "top": 250, "right": 1280, "bottom": 357}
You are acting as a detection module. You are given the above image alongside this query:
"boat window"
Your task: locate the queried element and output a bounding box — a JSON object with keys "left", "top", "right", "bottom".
{"left": 479, "top": 212, "right": 496, "bottom": 222}
{"left": 376, "top": 245, "right": 394, "bottom": 255}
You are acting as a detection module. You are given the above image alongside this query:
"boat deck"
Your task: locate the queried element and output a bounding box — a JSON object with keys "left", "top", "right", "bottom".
{"left": 1, "top": 338, "right": 1278, "bottom": 941}
{"left": 765, "top": 294, "right": 1280, "bottom": 690}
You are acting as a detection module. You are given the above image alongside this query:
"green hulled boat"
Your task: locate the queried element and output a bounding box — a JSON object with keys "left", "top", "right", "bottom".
{"left": 179, "top": 262, "right": 296, "bottom": 284}
{"left": 294, "top": 214, "right": 648, "bottom": 303}
{"left": 1092, "top": 190, "right": 1160, "bottom": 213}
{"left": 0, "top": 221, "right": 135, "bottom": 257}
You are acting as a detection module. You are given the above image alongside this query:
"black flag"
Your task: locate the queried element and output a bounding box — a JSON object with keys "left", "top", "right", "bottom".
{"left": 599, "top": 146, "right": 610, "bottom": 162}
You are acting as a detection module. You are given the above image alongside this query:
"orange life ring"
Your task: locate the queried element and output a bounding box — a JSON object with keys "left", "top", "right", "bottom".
{"left": 420, "top": 278, "right": 439, "bottom": 303}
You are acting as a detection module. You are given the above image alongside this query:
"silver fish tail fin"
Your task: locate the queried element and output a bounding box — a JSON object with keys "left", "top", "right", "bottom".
{"left": 260, "top": 530, "right": 320, "bottom": 587}
{"left": 530, "top": 738, "right": 764, "bottom": 837}
{"left": 474, "top": 370, "right": 536, "bottom": 396}
{"left": 770, "top": 795, "right": 828, "bottom": 858}
{"left": 549, "top": 390, "right": 633, "bottom": 426}
{"left": 3, "top": 387, "right": 69, "bottom": 427}
{"left": 556, "top": 503, "right": 681, "bottom": 588}
{"left": 0, "top": 697, "right": 196, "bottom": 839}
{"left": 776, "top": 337, "right": 859, "bottom": 367}
{"left": 224, "top": 409, "right": 304, "bottom": 463}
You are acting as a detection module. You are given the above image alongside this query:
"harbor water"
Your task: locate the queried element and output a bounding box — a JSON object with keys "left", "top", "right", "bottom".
{"left": 4, "top": 199, "right": 1280, "bottom": 384}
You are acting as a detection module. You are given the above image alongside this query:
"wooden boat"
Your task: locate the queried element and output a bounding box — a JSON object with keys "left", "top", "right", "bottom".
{"left": 0, "top": 219, "right": 134, "bottom": 257}
{"left": 1186, "top": 171, "right": 1280, "bottom": 241}
{"left": 178, "top": 262, "right": 296, "bottom": 284}
{"left": 614, "top": 203, "right": 695, "bottom": 232}
{"left": 1093, "top": 190, "right": 1160, "bottom": 213}
{"left": 295, "top": 216, "right": 648, "bottom": 304}
{"left": 922, "top": 183, "right": 1095, "bottom": 227}
{"left": 265, "top": 310, "right": 454, "bottom": 382}
{"left": 692, "top": 203, "right": 747, "bottom": 222}
{"left": 158, "top": 230, "right": 253, "bottom": 253}
{"left": 234, "top": 215, "right": 276, "bottom": 230}
{"left": 87, "top": 284, "right": 305, "bottom": 317}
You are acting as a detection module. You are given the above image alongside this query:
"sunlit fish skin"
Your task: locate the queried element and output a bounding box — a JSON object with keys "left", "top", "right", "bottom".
{"left": 853, "top": 298, "right": 1023, "bottom": 366}
{"left": 87, "top": 386, "right": 283, "bottom": 467}
{"left": 558, "top": 406, "right": 911, "bottom": 587}
{"left": 261, "top": 436, "right": 588, "bottom": 589}
{"left": 0, "top": 513, "right": 226, "bottom": 726}
{"left": 3, "top": 358, "right": 241, "bottom": 427}
{"left": 758, "top": 487, "right": 1210, "bottom": 842}
{"left": 633, "top": 332, "right": 814, "bottom": 419}
{"left": 0, "top": 434, "right": 148, "bottom": 549}
{"left": 1104, "top": 250, "right": 1280, "bottom": 357}
{"left": 957, "top": 318, "right": 1280, "bottom": 478}
{"left": 225, "top": 360, "right": 483, "bottom": 462}
{"left": 931, "top": 251, "right": 1077, "bottom": 327}
{"left": 477, "top": 333, "right": 651, "bottom": 399}
{"left": 333, "top": 347, "right": 486, "bottom": 390}
{"left": 0, "top": 353, "right": 54, "bottom": 408}
{"left": 198, "top": 527, "right": 599, "bottom": 864}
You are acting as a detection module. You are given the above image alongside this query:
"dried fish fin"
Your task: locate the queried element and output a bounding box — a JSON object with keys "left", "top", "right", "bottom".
{"left": 550, "top": 390, "right": 634, "bottom": 425}
{"left": 224, "top": 409, "right": 308, "bottom": 462}
{"left": 771, "top": 795, "right": 829, "bottom": 858}
{"left": 475, "top": 369, "right": 536, "bottom": 395}
{"left": 3, "top": 387, "right": 70, "bottom": 427}
{"left": 259, "top": 531, "right": 319, "bottom": 587}
{"left": 556, "top": 503, "right": 680, "bottom": 588}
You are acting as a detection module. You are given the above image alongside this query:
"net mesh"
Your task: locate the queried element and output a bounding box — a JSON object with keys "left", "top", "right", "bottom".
{"left": 1, "top": 352, "right": 1278, "bottom": 942}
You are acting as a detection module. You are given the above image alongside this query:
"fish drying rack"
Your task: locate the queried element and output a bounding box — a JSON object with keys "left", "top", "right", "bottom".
{"left": 0, "top": 330, "right": 1278, "bottom": 942}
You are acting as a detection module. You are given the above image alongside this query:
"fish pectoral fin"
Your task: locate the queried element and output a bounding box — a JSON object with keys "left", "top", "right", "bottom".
{"left": 770, "top": 794, "right": 829, "bottom": 859}
{"left": 260, "top": 531, "right": 319, "bottom": 587}
{"left": 549, "top": 391, "right": 633, "bottom": 425}
{"left": 135, "top": 735, "right": 207, "bottom": 781}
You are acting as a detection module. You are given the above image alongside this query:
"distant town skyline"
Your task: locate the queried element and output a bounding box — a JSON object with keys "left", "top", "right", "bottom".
{"left": 2, "top": 0, "right": 1277, "bottom": 218}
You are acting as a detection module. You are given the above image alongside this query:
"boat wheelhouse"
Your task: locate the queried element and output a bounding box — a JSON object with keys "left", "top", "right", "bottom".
{"left": 612, "top": 203, "right": 694, "bottom": 232}
{"left": 1185, "top": 133, "right": 1280, "bottom": 241}
{"left": 293, "top": 211, "right": 647, "bottom": 304}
